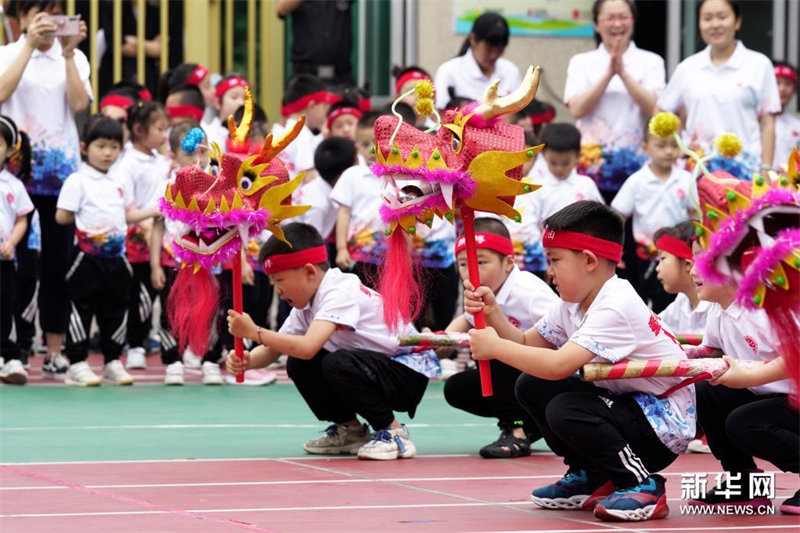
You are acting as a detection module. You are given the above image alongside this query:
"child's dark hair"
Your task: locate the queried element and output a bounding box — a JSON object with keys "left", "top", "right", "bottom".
{"left": 0, "top": 115, "right": 31, "bottom": 183}
{"left": 653, "top": 221, "right": 695, "bottom": 260}
{"left": 158, "top": 63, "right": 204, "bottom": 103}
{"left": 383, "top": 101, "right": 416, "bottom": 126}
{"left": 357, "top": 110, "right": 381, "bottom": 130}
{"left": 314, "top": 137, "right": 356, "bottom": 186}
{"left": 513, "top": 99, "right": 556, "bottom": 136}
{"left": 591, "top": 0, "right": 637, "bottom": 45}
{"left": 233, "top": 103, "right": 268, "bottom": 138}
{"left": 541, "top": 123, "right": 581, "bottom": 153}
{"left": 467, "top": 217, "right": 513, "bottom": 259}
{"left": 82, "top": 113, "right": 124, "bottom": 147}
{"left": 169, "top": 122, "right": 204, "bottom": 155}
{"left": 14, "top": 0, "right": 61, "bottom": 17}
{"left": 166, "top": 85, "right": 205, "bottom": 111}
{"left": 328, "top": 99, "right": 360, "bottom": 117}
{"left": 259, "top": 222, "right": 330, "bottom": 271}
{"left": 283, "top": 74, "right": 326, "bottom": 106}
{"left": 127, "top": 100, "right": 167, "bottom": 142}
{"left": 445, "top": 86, "right": 475, "bottom": 110}
{"left": 458, "top": 12, "right": 510, "bottom": 56}
{"left": 543, "top": 201, "right": 624, "bottom": 250}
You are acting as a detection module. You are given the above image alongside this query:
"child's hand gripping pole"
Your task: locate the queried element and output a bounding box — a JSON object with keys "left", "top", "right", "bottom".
{"left": 231, "top": 251, "right": 245, "bottom": 383}
{"left": 461, "top": 206, "right": 493, "bottom": 397}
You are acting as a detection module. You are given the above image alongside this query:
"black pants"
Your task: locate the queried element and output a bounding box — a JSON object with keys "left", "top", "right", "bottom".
{"left": 444, "top": 360, "right": 538, "bottom": 436}
{"left": 287, "top": 348, "right": 429, "bottom": 430}
{"left": 126, "top": 262, "right": 158, "bottom": 351}
{"left": 415, "top": 265, "right": 459, "bottom": 332}
{"left": 515, "top": 374, "right": 677, "bottom": 488}
{"left": 64, "top": 251, "right": 132, "bottom": 363}
{"left": 31, "top": 195, "right": 74, "bottom": 334}
{"left": 1, "top": 260, "right": 20, "bottom": 361}
{"left": 13, "top": 211, "right": 38, "bottom": 357}
{"left": 696, "top": 382, "right": 797, "bottom": 473}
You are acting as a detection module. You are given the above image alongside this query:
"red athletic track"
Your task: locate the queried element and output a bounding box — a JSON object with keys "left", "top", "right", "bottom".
{"left": 1, "top": 454, "right": 797, "bottom": 532}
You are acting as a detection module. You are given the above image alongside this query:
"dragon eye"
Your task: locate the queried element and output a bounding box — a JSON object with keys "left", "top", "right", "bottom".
{"left": 452, "top": 136, "right": 461, "bottom": 153}
{"left": 240, "top": 176, "right": 253, "bottom": 191}
{"left": 209, "top": 157, "right": 220, "bottom": 177}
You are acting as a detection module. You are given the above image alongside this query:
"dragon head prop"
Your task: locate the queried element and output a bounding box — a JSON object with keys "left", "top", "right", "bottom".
{"left": 373, "top": 66, "right": 544, "bottom": 330}
{"left": 162, "top": 88, "right": 310, "bottom": 354}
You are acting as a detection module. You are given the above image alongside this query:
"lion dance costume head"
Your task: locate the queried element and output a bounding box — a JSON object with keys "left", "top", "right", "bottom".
{"left": 160, "top": 88, "right": 310, "bottom": 354}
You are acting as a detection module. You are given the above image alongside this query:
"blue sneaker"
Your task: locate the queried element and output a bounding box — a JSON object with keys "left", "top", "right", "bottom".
{"left": 594, "top": 474, "right": 669, "bottom": 522}
{"left": 531, "top": 469, "right": 609, "bottom": 510}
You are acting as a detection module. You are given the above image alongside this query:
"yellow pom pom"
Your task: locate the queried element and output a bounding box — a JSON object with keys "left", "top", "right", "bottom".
{"left": 648, "top": 112, "right": 681, "bottom": 138}
{"left": 414, "top": 80, "right": 434, "bottom": 100}
{"left": 715, "top": 133, "right": 742, "bottom": 158}
{"left": 416, "top": 98, "right": 434, "bottom": 117}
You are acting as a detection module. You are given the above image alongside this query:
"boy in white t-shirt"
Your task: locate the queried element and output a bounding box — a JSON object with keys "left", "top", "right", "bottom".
{"left": 55, "top": 115, "right": 159, "bottom": 387}
{"left": 443, "top": 218, "right": 559, "bottom": 458}
{"left": 612, "top": 119, "right": 693, "bottom": 312}
{"left": 466, "top": 201, "right": 695, "bottom": 522}
{"left": 226, "top": 223, "right": 438, "bottom": 460}
{"left": 772, "top": 61, "right": 800, "bottom": 167}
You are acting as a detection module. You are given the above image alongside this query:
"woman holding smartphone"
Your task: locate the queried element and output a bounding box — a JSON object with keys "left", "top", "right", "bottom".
{"left": 0, "top": 0, "right": 90, "bottom": 378}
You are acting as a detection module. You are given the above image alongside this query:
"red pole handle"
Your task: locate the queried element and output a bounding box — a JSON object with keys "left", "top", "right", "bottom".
{"left": 461, "top": 207, "right": 493, "bottom": 397}
{"left": 231, "top": 251, "right": 245, "bottom": 383}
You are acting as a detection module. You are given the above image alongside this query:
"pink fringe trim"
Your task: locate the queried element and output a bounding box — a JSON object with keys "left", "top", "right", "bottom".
{"left": 736, "top": 228, "right": 800, "bottom": 310}
{"left": 159, "top": 198, "right": 270, "bottom": 230}
{"left": 372, "top": 163, "right": 470, "bottom": 185}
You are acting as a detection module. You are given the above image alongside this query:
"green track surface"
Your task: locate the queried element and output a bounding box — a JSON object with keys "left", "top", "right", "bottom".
{"left": 0, "top": 382, "right": 548, "bottom": 463}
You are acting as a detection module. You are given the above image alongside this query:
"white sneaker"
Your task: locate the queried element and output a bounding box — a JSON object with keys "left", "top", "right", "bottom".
{"left": 440, "top": 358, "right": 459, "bottom": 380}
{"left": 103, "top": 360, "right": 134, "bottom": 385}
{"left": 304, "top": 423, "right": 371, "bottom": 455}
{"left": 164, "top": 361, "right": 185, "bottom": 385}
{"left": 183, "top": 348, "right": 202, "bottom": 368}
{"left": 202, "top": 361, "right": 223, "bottom": 385}
{"left": 0, "top": 359, "right": 28, "bottom": 385}
{"left": 687, "top": 438, "right": 711, "bottom": 454}
{"left": 65, "top": 361, "right": 102, "bottom": 387}
{"left": 125, "top": 347, "right": 147, "bottom": 369}
{"left": 357, "top": 425, "right": 417, "bottom": 460}
{"left": 225, "top": 368, "right": 278, "bottom": 386}
{"left": 42, "top": 353, "right": 69, "bottom": 379}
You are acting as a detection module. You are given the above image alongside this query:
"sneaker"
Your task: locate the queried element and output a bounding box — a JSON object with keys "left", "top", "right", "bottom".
{"left": 42, "top": 353, "right": 69, "bottom": 379}
{"left": 780, "top": 489, "right": 800, "bottom": 515}
{"left": 224, "top": 368, "right": 278, "bottom": 386}
{"left": 531, "top": 469, "right": 609, "bottom": 510}
{"left": 687, "top": 436, "right": 711, "bottom": 453}
{"left": 304, "top": 423, "right": 370, "bottom": 455}
{"left": 268, "top": 354, "right": 288, "bottom": 369}
{"left": 64, "top": 361, "right": 101, "bottom": 387}
{"left": 689, "top": 471, "right": 772, "bottom": 509}
{"left": 0, "top": 359, "right": 28, "bottom": 385}
{"left": 357, "top": 425, "right": 417, "bottom": 460}
{"left": 103, "top": 360, "right": 134, "bottom": 385}
{"left": 164, "top": 361, "right": 185, "bottom": 385}
{"left": 594, "top": 475, "right": 669, "bottom": 522}
{"left": 202, "top": 361, "right": 223, "bottom": 385}
{"left": 125, "top": 347, "right": 147, "bottom": 369}
{"left": 439, "top": 358, "right": 459, "bottom": 380}
{"left": 183, "top": 348, "right": 202, "bottom": 368}
{"left": 581, "top": 481, "right": 617, "bottom": 511}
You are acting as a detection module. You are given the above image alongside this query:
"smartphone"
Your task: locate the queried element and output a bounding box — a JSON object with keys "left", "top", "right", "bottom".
{"left": 42, "top": 15, "right": 80, "bottom": 37}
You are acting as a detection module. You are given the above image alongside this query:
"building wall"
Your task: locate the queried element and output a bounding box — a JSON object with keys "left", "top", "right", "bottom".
{"left": 416, "top": 1, "right": 596, "bottom": 124}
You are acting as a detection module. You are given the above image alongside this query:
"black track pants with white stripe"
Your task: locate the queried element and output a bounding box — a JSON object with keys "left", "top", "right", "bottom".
{"left": 515, "top": 375, "right": 677, "bottom": 489}
{"left": 64, "top": 250, "right": 132, "bottom": 363}
{"left": 126, "top": 262, "right": 158, "bottom": 351}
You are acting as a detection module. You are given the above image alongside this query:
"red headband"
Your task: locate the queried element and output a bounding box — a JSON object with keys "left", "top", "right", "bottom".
{"left": 395, "top": 70, "right": 430, "bottom": 97}
{"left": 542, "top": 229, "right": 623, "bottom": 263}
{"left": 166, "top": 105, "right": 205, "bottom": 122}
{"left": 186, "top": 65, "right": 209, "bottom": 86}
{"left": 774, "top": 65, "right": 798, "bottom": 84}
{"left": 358, "top": 98, "right": 371, "bottom": 112}
{"left": 530, "top": 108, "right": 555, "bottom": 126}
{"left": 100, "top": 94, "right": 133, "bottom": 110}
{"left": 215, "top": 77, "right": 248, "bottom": 99}
{"left": 139, "top": 88, "right": 153, "bottom": 101}
{"left": 326, "top": 107, "right": 362, "bottom": 130}
{"left": 262, "top": 246, "right": 328, "bottom": 274}
{"left": 454, "top": 232, "right": 514, "bottom": 257}
{"left": 281, "top": 90, "right": 333, "bottom": 117}
{"left": 655, "top": 234, "right": 693, "bottom": 261}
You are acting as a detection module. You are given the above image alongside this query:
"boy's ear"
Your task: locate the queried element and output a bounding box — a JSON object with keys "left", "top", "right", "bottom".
{"left": 503, "top": 254, "right": 515, "bottom": 273}
{"left": 683, "top": 259, "right": 694, "bottom": 274}
{"left": 582, "top": 249, "right": 600, "bottom": 272}
{"left": 304, "top": 263, "right": 318, "bottom": 278}
{"left": 79, "top": 141, "right": 86, "bottom": 155}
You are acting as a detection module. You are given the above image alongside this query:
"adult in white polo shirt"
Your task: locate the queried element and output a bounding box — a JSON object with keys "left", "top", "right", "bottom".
{"left": 564, "top": 0, "right": 664, "bottom": 197}
{"left": 658, "top": 0, "right": 780, "bottom": 178}
{"left": 0, "top": 4, "right": 91, "bottom": 375}
{"left": 433, "top": 12, "right": 521, "bottom": 110}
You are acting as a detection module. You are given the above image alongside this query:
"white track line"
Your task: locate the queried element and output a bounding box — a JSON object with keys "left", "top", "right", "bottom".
{"left": 0, "top": 422, "right": 495, "bottom": 431}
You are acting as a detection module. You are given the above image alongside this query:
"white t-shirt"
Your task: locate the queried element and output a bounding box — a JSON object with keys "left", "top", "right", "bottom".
{"left": 0, "top": 35, "right": 92, "bottom": 196}
{"left": 528, "top": 167, "right": 604, "bottom": 227}
{"left": 658, "top": 293, "right": 712, "bottom": 336}
{"left": 611, "top": 162, "right": 693, "bottom": 245}
{"left": 702, "top": 303, "right": 793, "bottom": 396}
{"left": 114, "top": 148, "right": 171, "bottom": 209}
{"left": 294, "top": 175, "right": 336, "bottom": 240}
{"left": 279, "top": 268, "right": 439, "bottom": 377}
{"left": 465, "top": 265, "right": 559, "bottom": 331}
{"left": 0, "top": 169, "right": 33, "bottom": 250}
{"left": 202, "top": 115, "right": 229, "bottom": 153}
{"left": 535, "top": 275, "right": 696, "bottom": 454}
{"left": 564, "top": 42, "right": 665, "bottom": 148}
{"left": 329, "top": 163, "right": 385, "bottom": 264}
{"left": 272, "top": 118, "right": 322, "bottom": 179}
{"left": 56, "top": 162, "right": 129, "bottom": 258}
{"left": 433, "top": 49, "right": 522, "bottom": 110}
{"left": 774, "top": 111, "right": 800, "bottom": 168}
{"left": 658, "top": 41, "right": 781, "bottom": 160}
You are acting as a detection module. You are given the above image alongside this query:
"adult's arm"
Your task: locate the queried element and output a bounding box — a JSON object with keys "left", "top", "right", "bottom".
{"left": 0, "top": 13, "right": 54, "bottom": 103}
{"left": 62, "top": 20, "right": 90, "bottom": 113}
{"left": 276, "top": 0, "right": 302, "bottom": 17}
